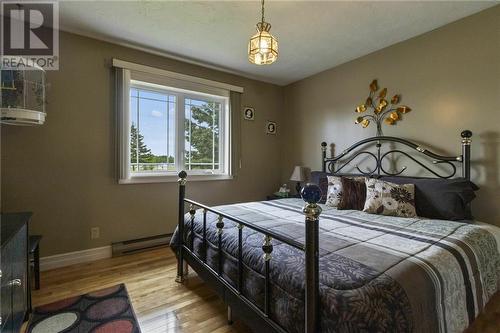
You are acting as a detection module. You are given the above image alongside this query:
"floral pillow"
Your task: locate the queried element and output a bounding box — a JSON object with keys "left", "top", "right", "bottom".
{"left": 363, "top": 178, "right": 417, "bottom": 218}
{"left": 326, "top": 176, "right": 365, "bottom": 207}
{"left": 326, "top": 176, "right": 343, "bottom": 207}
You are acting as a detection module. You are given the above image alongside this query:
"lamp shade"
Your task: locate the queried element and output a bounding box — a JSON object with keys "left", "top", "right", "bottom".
{"left": 248, "top": 22, "right": 278, "bottom": 65}
{"left": 290, "top": 166, "right": 307, "bottom": 182}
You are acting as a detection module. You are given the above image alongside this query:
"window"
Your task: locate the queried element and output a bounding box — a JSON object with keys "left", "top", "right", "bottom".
{"left": 129, "top": 86, "right": 176, "bottom": 173}
{"left": 115, "top": 60, "right": 242, "bottom": 183}
{"left": 184, "top": 97, "right": 223, "bottom": 172}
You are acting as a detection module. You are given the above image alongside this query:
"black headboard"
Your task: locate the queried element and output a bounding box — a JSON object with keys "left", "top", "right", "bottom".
{"left": 321, "top": 130, "right": 472, "bottom": 180}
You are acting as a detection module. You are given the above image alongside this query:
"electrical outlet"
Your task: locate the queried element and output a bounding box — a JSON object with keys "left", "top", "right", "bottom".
{"left": 91, "top": 227, "right": 100, "bottom": 239}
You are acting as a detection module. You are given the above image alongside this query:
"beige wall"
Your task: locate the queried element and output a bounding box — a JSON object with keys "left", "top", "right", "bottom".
{"left": 282, "top": 6, "right": 500, "bottom": 225}
{"left": 1, "top": 32, "right": 284, "bottom": 256}
{"left": 2, "top": 6, "right": 499, "bottom": 257}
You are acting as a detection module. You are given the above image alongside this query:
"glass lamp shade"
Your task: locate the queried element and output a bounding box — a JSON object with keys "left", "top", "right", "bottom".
{"left": 248, "top": 22, "right": 278, "bottom": 65}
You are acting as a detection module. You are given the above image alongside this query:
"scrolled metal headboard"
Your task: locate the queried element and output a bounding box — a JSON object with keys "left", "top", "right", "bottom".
{"left": 321, "top": 130, "right": 472, "bottom": 179}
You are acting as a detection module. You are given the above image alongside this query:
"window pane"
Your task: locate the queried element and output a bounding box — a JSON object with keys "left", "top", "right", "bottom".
{"left": 138, "top": 89, "right": 168, "bottom": 102}
{"left": 130, "top": 88, "right": 138, "bottom": 97}
{"left": 185, "top": 98, "right": 221, "bottom": 172}
{"left": 129, "top": 87, "right": 175, "bottom": 173}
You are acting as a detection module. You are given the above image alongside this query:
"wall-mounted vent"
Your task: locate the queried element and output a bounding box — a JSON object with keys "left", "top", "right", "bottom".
{"left": 111, "top": 233, "right": 172, "bottom": 257}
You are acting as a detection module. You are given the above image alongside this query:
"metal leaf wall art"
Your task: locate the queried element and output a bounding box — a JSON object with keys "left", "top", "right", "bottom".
{"left": 354, "top": 79, "right": 412, "bottom": 136}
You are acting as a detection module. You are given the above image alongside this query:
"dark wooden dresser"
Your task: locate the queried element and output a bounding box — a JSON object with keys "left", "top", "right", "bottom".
{"left": 1, "top": 212, "right": 31, "bottom": 332}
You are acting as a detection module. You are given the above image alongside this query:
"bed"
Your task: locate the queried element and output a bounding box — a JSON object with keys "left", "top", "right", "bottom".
{"left": 171, "top": 130, "right": 500, "bottom": 333}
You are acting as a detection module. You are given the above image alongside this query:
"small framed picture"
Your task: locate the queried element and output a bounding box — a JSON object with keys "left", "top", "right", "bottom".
{"left": 243, "top": 107, "right": 255, "bottom": 121}
{"left": 266, "top": 121, "right": 277, "bottom": 135}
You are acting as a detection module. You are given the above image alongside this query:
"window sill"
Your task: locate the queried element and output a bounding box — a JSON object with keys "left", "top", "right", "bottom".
{"left": 118, "top": 174, "right": 233, "bottom": 184}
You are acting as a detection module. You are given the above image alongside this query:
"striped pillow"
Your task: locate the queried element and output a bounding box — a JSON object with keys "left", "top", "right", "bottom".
{"left": 337, "top": 177, "right": 367, "bottom": 211}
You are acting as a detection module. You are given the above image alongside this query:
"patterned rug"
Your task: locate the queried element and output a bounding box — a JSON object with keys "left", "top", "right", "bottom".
{"left": 27, "top": 284, "right": 141, "bottom": 333}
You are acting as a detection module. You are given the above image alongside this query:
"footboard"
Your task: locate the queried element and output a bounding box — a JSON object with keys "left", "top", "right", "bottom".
{"left": 175, "top": 171, "right": 322, "bottom": 333}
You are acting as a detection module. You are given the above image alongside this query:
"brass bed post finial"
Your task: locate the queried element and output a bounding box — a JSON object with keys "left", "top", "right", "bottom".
{"left": 262, "top": 235, "right": 273, "bottom": 262}
{"left": 216, "top": 215, "right": 224, "bottom": 235}
{"left": 461, "top": 130, "right": 472, "bottom": 180}
{"left": 301, "top": 183, "right": 322, "bottom": 333}
{"left": 176, "top": 170, "right": 188, "bottom": 283}
{"left": 321, "top": 142, "right": 327, "bottom": 172}
{"left": 178, "top": 170, "right": 188, "bottom": 186}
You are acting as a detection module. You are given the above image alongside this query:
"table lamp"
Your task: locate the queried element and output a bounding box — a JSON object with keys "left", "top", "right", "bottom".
{"left": 290, "top": 166, "right": 307, "bottom": 194}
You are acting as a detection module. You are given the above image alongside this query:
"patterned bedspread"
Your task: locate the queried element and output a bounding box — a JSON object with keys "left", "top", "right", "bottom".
{"left": 171, "top": 198, "right": 500, "bottom": 333}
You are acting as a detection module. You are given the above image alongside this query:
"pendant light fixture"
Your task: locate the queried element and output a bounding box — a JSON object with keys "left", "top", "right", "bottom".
{"left": 248, "top": 0, "right": 278, "bottom": 65}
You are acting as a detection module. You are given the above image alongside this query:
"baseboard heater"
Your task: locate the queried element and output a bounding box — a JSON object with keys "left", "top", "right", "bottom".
{"left": 112, "top": 233, "right": 173, "bottom": 256}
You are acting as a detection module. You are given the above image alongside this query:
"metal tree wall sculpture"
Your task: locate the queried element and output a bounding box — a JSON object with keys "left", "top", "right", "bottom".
{"left": 354, "top": 79, "right": 412, "bottom": 136}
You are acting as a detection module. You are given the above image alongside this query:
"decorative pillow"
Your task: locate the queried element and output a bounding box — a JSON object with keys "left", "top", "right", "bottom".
{"left": 325, "top": 176, "right": 343, "bottom": 207}
{"left": 337, "top": 177, "right": 367, "bottom": 211}
{"left": 326, "top": 176, "right": 366, "bottom": 207}
{"left": 363, "top": 178, "right": 417, "bottom": 218}
{"left": 380, "top": 176, "right": 478, "bottom": 221}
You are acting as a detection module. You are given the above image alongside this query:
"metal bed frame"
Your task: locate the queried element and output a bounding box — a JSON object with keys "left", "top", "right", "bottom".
{"left": 175, "top": 130, "right": 472, "bottom": 333}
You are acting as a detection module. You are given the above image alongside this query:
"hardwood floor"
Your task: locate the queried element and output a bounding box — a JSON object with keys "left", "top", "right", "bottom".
{"left": 32, "top": 248, "right": 250, "bottom": 333}
{"left": 32, "top": 247, "right": 500, "bottom": 333}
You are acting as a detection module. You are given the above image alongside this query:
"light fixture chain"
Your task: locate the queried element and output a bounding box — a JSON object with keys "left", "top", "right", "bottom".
{"left": 261, "top": 0, "right": 265, "bottom": 23}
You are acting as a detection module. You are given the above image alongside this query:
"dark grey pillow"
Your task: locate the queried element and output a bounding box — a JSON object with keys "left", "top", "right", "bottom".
{"left": 380, "top": 176, "right": 479, "bottom": 221}
{"left": 310, "top": 171, "right": 329, "bottom": 203}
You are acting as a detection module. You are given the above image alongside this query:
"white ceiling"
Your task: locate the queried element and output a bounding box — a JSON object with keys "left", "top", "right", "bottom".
{"left": 59, "top": 1, "right": 496, "bottom": 85}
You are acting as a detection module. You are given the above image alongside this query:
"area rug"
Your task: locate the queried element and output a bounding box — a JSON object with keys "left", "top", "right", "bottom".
{"left": 27, "top": 284, "right": 141, "bottom": 333}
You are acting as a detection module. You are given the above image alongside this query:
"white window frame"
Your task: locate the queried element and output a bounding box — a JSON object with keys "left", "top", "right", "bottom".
{"left": 182, "top": 91, "right": 229, "bottom": 176}
{"left": 115, "top": 60, "right": 242, "bottom": 184}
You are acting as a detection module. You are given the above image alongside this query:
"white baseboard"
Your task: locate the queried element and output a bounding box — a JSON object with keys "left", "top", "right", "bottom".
{"left": 40, "top": 246, "right": 112, "bottom": 272}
